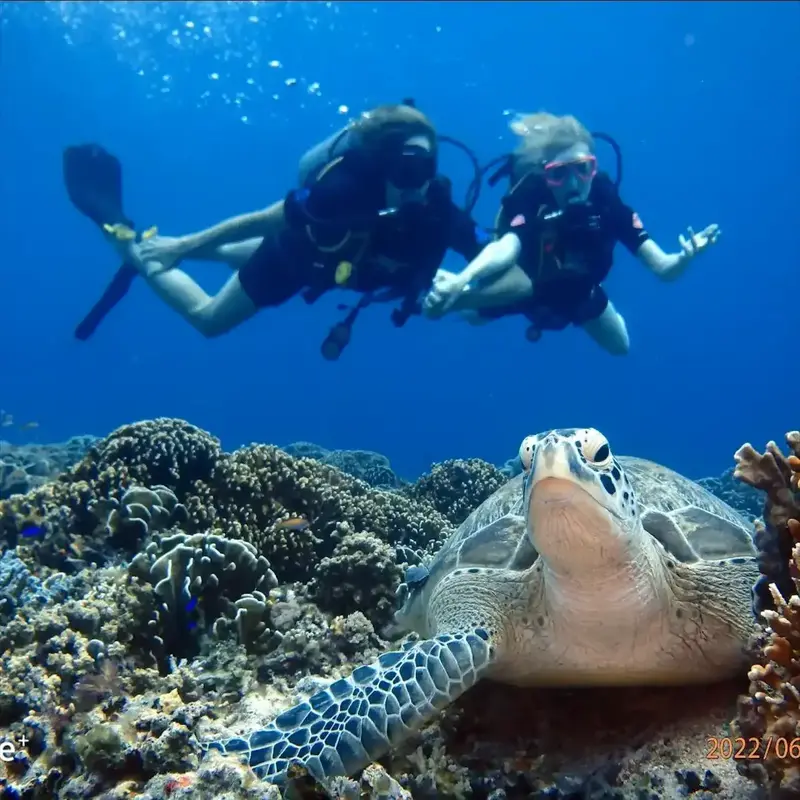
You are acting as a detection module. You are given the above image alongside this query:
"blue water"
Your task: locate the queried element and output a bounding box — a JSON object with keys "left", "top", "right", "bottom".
{"left": 1, "top": 1, "right": 797, "bottom": 480}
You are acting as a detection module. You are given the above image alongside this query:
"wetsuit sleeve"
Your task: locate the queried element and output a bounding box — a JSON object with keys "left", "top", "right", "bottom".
{"left": 447, "top": 203, "right": 492, "bottom": 261}
{"left": 607, "top": 190, "right": 651, "bottom": 254}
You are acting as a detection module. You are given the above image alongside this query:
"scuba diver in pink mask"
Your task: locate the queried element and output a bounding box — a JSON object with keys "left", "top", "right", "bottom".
{"left": 423, "top": 111, "right": 720, "bottom": 355}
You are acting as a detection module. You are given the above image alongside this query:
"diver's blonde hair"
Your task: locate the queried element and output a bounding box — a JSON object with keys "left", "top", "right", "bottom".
{"left": 510, "top": 111, "right": 594, "bottom": 173}
{"left": 352, "top": 104, "right": 437, "bottom": 150}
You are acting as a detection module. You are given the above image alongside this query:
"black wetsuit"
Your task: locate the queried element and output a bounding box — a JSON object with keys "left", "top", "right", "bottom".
{"left": 238, "top": 160, "right": 487, "bottom": 308}
{"left": 483, "top": 172, "right": 650, "bottom": 329}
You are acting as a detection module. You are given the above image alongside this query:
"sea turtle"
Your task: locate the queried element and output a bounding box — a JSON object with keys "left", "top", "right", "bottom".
{"left": 202, "top": 428, "right": 760, "bottom": 784}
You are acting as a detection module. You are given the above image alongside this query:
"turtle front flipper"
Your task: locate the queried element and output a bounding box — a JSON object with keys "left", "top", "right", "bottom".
{"left": 201, "top": 628, "right": 496, "bottom": 784}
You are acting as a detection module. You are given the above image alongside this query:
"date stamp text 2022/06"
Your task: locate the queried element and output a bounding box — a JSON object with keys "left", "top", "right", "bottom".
{"left": 706, "top": 737, "right": 800, "bottom": 761}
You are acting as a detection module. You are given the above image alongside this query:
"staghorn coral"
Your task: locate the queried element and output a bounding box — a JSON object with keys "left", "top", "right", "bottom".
{"left": 732, "top": 433, "right": 800, "bottom": 795}
{"left": 130, "top": 531, "right": 278, "bottom": 659}
{"left": 405, "top": 458, "right": 508, "bottom": 526}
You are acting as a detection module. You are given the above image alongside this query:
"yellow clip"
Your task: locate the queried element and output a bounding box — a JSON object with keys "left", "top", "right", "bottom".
{"left": 335, "top": 261, "right": 353, "bottom": 285}
{"left": 102, "top": 223, "right": 158, "bottom": 242}
{"left": 103, "top": 223, "right": 136, "bottom": 242}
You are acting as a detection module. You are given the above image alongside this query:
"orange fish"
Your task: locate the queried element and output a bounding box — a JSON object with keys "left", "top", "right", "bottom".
{"left": 276, "top": 517, "right": 310, "bottom": 532}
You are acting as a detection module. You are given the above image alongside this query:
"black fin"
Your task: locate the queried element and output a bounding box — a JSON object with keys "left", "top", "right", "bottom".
{"left": 64, "top": 144, "right": 138, "bottom": 340}
{"left": 63, "top": 144, "right": 133, "bottom": 228}
{"left": 73, "top": 264, "right": 138, "bottom": 341}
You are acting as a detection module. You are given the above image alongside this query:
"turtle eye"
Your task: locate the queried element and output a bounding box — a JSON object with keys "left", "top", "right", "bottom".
{"left": 584, "top": 432, "right": 612, "bottom": 466}
{"left": 519, "top": 435, "right": 537, "bottom": 471}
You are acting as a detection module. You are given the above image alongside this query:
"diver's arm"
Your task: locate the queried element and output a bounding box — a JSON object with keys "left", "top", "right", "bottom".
{"left": 457, "top": 232, "right": 522, "bottom": 287}
{"left": 171, "top": 201, "right": 284, "bottom": 260}
{"left": 635, "top": 240, "right": 689, "bottom": 281}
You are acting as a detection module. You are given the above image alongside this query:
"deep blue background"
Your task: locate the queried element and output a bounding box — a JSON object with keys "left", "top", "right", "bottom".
{"left": 1, "top": 1, "right": 797, "bottom": 479}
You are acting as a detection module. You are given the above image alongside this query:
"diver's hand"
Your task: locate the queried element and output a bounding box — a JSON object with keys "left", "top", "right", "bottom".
{"left": 678, "top": 223, "right": 721, "bottom": 261}
{"left": 422, "top": 270, "right": 469, "bottom": 318}
{"left": 102, "top": 234, "right": 167, "bottom": 279}
{"left": 136, "top": 234, "right": 188, "bottom": 272}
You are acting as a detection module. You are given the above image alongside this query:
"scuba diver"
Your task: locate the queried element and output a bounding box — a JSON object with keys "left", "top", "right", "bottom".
{"left": 63, "top": 101, "right": 490, "bottom": 360}
{"left": 422, "top": 111, "right": 721, "bottom": 355}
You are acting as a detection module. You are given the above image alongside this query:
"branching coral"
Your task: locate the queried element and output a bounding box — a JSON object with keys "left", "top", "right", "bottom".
{"left": 734, "top": 433, "right": 800, "bottom": 611}
{"left": 2, "top": 424, "right": 455, "bottom": 632}
{"left": 188, "top": 444, "right": 452, "bottom": 584}
{"left": 405, "top": 458, "right": 508, "bottom": 526}
{"left": 0, "top": 419, "right": 219, "bottom": 570}
{"left": 732, "top": 433, "right": 800, "bottom": 794}
{"left": 309, "top": 530, "right": 403, "bottom": 629}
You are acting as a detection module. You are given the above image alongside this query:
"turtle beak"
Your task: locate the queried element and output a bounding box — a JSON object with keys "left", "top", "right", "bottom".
{"left": 525, "top": 442, "right": 619, "bottom": 575}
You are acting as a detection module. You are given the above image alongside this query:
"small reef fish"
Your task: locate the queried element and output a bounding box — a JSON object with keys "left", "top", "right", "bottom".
{"left": 20, "top": 524, "right": 44, "bottom": 538}
{"left": 276, "top": 516, "right": 310, "bottom": 532}
{"left": 0, "top": 412, "right": 39, "bottom": 430}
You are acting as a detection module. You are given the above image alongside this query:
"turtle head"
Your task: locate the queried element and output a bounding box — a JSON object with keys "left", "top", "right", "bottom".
{"left": 519, "top": 428, "right": 639, "bottom": 577}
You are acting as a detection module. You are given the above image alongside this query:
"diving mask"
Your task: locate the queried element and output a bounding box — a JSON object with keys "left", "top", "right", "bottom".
{"left": 543, "top": 154, "right": 597, "bottom": 187}
{"left": 384, "top": 143, "right": 436, "bottom": 190}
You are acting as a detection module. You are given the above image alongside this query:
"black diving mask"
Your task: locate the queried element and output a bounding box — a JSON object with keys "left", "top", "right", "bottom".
{"left": 384, "top": 144, "right": 436, "bottom": 190}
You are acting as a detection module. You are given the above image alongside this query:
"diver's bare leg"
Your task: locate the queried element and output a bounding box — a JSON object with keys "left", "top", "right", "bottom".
{"left": 136, "top": 248, "right": 258, "bottom": 337}
{"left": 581, "top": 301, "right": 630, "bottom": 355}
{"left": 193, "top": 239, "right": 263, "bottom": 270}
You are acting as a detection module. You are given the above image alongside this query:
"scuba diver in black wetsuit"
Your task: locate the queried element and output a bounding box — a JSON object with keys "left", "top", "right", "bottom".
{"left": 422, "top": 111, "right": 722, "bottom": 355}
{"left": 63, "top": 101, "right": 491, "bottom": 360}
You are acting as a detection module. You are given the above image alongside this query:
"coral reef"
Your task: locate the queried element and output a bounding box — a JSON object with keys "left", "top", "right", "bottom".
{"left": 404, "top": 457, "right": 507, "bottom": 526}
{"left": 0, "top": 418, "right": 776, "bottom": 800}
{"left": 0, "top": 435, "right": 97, "bottom": 499}
{"left": 731, "top": 433, "right": 800, "bottom": 796}
{"left": 282, "top": 442, "right": 403, "bottom": 489}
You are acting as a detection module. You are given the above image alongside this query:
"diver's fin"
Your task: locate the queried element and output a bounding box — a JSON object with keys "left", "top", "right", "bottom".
{"left": 74, "top": 264, "right": 138, "bottom": 341}
{"left": 64, "top": 143, "right": 138, "bottom": 340}
{"left": 62, "top": 144, "right": 134, "bottom": 229}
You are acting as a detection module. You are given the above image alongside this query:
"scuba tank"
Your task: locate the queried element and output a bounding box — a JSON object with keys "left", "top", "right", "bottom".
{"left": 297, "top": 125, "right": 364, "bottom": 187}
